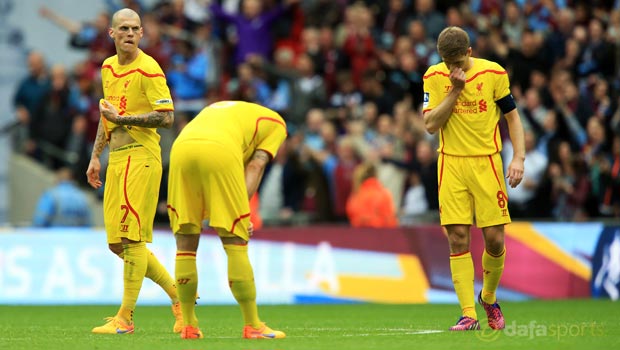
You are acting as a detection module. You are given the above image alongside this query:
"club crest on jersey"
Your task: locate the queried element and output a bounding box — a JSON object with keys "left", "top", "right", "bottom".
{"left": 476, "top": 82, "right": 484, "bottom": 96}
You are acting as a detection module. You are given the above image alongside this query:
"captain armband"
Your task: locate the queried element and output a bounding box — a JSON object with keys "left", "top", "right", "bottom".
{"left": 496, "top": 94, "right": 516, "bottom": 114}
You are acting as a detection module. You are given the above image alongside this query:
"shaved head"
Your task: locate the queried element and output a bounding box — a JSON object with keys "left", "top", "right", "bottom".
{"left": 111, "top": 8, "right": 140, "bottom": 27}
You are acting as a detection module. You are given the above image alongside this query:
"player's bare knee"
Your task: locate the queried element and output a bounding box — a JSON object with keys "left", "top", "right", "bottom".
{"left": 445, "top": 226, "right": 469, "bottom": 253}
{"left": 175, "top": 233, "right": 200, "bottom": 251}
{"left": 485, "top": 238, "right": 505, "bottom": 255}
{"left": 108, "top": 243, "right": 123, "bottom": 256}
{"left": 220, "top": 236, "right": 247, "bottom": 245}
{"left": 482, "top": 225, "right": 505, "bottom": 254}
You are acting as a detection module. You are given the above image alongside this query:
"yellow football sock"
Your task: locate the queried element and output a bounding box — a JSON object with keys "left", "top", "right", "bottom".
{"left": 118, "top": 242, "right": 148, "bottom": 323}
{"left": 224, "top": 244, "right": 261, "bottom": 328}
{"left": 481, "top": 247, "right": 506, "bottom": 304}
{"left": 175, "top": 251, "right": 198, "bottom": 327}
{"left": 450, "top": 251, "right": 477, "bottom": 319}
{"left": 145, "top": 249, "right": 178, "bottom": 303}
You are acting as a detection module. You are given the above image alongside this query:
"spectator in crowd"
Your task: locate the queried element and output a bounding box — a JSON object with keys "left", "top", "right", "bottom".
{"left": 31, "top": 64, "right": 79, "bottom": 169}
{"left": 412, "top": 139, "right": 439, "bottom": 212}
{"left": 504, "top": 129, "right": 548, "bottom": 218}
{"left": 309, "top": 134, "right": 361, "bottom": 222}
{"left": 412, "top": 0, "right": 446, "bottom": 41}
{"left": 346, "top": 162, "right": 398, "bottom": 228}
{"left": 376, "top": 0, "right": 410, "bottom": 49}
{"left": 548, "top": 141, "right": 592, "bottom": 221}
{"left": 167, "top": 38, "right": 209, "bottom": 116}
{"left": 260, "top": 136, "right": 309, "bottom": 223}
{"left": 576, "top": 18, "right": 616, "bottom": 78}
{"left": 400, "top": 170, "right": 429, "bottom": 224}
{"left": 249, "top": 52, "right": 327, "bottom": 128}
{"left": 13, "top": 51, "right": 50, "bottom": 154}
{"left": 208, "top": 0, "right": 299, "bottom": 68}
{"left": 32, "top": 167, "right": 93, "bottom": 227}
{"left": 341, "top": 3, "right": 376, "bottom": 89}
{"left": 501, "top": 1, "right": 526, "bottom": 49}
{"left": 598, "top": 135, "right": 620, "bottom": 216}
{"left": 39, "top": 6, "right": 115, "bottom": 78}
{"left": 301, "top": 0, "right": 345, "bottom": 28}
{"left": 227, "top": 61, "right": 271, "bottom": 105}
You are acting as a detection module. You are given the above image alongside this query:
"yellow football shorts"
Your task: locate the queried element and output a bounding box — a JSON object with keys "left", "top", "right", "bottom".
{"left": 438, "top": 152, "right": 511, "bottom": 228}
{"left": 167, "top": 140, "right": 251, "bottom": 240}
{"left": 104, "top": 144, "right": 162, "bottom": 243}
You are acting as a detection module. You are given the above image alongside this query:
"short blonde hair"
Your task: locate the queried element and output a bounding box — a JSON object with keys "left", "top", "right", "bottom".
{"left": 436, "top": 26, "right": 470, "bottom": 60}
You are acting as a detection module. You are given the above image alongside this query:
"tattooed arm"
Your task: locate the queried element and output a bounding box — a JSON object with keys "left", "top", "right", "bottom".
{"left": 86, "top": 119, "right": 108, "bottom": 189}
{"left": 245, "top": 149, "right": 272, "bottom": 200}
{"left": 99, "top": 100, "right": 175, "bottom": 128}
{"left": 114, "top": 110, "right": 175, "bottom": 129}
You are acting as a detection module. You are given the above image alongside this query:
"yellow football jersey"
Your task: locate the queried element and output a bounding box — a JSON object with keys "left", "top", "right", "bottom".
{"left": 177, "top": 101, "right": 287, "bottom": 162}
{"left": 423, "top": 58, "right": 511, "bottom": 156}
{"left": 101, "top": 50, "right": 174, "bottom": 161}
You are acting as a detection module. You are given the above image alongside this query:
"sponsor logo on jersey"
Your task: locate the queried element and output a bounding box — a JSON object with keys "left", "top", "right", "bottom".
{"left": 155, "top": 99, "right": 173, "bottom": 105}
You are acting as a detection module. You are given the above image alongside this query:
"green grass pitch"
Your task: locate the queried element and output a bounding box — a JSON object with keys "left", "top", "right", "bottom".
{"left": 1, "top": 299, "right": 618, "bottom": 350}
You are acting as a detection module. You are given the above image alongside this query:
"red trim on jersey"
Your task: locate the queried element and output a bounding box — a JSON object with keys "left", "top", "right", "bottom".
{"left": 423, "top": 69, "right": 506, "bottom": 82}
{"left": 102, "top": 64, "right": 165, "bottom": 78}
{"left": 123, "top": 155, "right": 142, "bottom": 239}
{"left": 493, "top": 122, "right": 500, "bottom": 153}
{"left": 423, "top": 71, "right": 449, "bottom": 79}
{"left": 487, "top": 155, "right": 503, "bottom": 188}
{"left": 422, "top": 108, "right": 432, "bottom": 114}
{"left": 450, "top": 250, "right": 470, "bottom": 257}
{"left": 244, "top": 116, "right": 287, "bottom": 156}
{"left": 167, "top": 204, "right": 179, "bottom": 219}
{"left": 230, "top": 213, "right": 251, "bottom": 233}
{"left": 438, "top": 153, "right": 445, "bottom": 194}
{"left": 440, "top": 129, "right": 445, "bottom": 154}
{"left": 466, "top": 69, "right": 506, "bottom": 83}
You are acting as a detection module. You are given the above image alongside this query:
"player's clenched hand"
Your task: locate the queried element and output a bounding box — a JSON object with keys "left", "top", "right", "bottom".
{"left": 449, "top": 67, "right": 466, "bottom": 91}
{"left": 86, "top": 158, "right": 102, "bottom": 189}
{"left": 99, "top": 99, "right": 120, "bottom": 123}
{"left": 506, "top": 157, "right": 524, "bottom": 188}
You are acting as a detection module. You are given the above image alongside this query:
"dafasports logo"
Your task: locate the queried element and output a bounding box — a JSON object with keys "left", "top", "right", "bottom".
{"left": 476, "top": 321, "right": 604, "bottom": 342}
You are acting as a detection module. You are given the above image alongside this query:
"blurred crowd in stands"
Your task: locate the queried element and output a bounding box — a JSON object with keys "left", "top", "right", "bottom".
{"left": 11, "top": 0, "right": 620, "bottom": 226}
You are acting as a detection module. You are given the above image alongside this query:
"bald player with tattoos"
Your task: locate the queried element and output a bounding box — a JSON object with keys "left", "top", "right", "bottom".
{"left": 87, "top": 8, "right": 183, "bottom": 334}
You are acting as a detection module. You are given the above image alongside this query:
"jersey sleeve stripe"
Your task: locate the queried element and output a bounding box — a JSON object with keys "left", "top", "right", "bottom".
{"left": 102, "top": 65, "right": 165, "bottom": 79}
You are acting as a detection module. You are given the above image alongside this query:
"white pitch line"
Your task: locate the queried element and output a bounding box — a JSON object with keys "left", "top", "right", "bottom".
{"left": 175, "top": 330, "right": 445, "bottom": 339}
